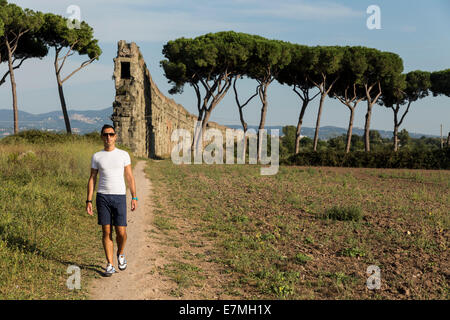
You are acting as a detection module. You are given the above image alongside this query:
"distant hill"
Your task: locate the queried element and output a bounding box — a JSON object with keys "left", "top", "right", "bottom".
{"left": 0, "top": 107, "right": 439, "bottom": 139}
{"left": 0, "top": 108, "right": 113, "bottom": 137}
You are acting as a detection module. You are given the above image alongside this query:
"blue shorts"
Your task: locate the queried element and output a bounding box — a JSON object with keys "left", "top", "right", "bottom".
{"left": 96, "top": 193, "right": 127, "bottom": 226}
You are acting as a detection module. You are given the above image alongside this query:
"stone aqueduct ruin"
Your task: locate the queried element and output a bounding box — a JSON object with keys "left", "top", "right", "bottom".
{"left": 111, "top": 41, "right": 230, "bottom": 159}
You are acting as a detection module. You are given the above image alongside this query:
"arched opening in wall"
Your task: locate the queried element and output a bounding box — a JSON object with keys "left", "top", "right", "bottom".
{"left": 121, "top": 61, "right": 131, "bottom": 79}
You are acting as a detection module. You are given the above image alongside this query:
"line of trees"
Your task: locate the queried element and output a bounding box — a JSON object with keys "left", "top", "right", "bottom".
{"left": 281, "top": 127, "right": 445, "bottom": 155}
{"left": 0, "top": 0, "right": 101, "bottom": 134}
{"left": 161, "top": 31, "right": 450, "bottom": 157}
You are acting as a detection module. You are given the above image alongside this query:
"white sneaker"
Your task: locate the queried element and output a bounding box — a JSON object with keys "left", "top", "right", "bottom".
{"left": 104, "top": 263, "right": 116, "bottom": 277}
{"left": 118, "top": 254, "right": 127, "bottom": 271}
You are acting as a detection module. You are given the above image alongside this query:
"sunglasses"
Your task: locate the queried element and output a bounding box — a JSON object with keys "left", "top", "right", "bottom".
{"left": 102, "top": 132, "right": 116, "bottom": 137}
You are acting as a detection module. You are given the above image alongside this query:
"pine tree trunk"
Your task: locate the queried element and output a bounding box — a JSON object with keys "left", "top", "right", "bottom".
{"left": 243, "top": 128, "right": 248, "bottom": 162}
{"left": 392, "top": 106, "right": 399, "bottom": 152}
{"left": 313, "top": 93, "right": 326, "bottom": 151}
{"left": 257, "top": 84, "right": 268, "bottom": 162}
{"left": 346, "top": 107, "right": 355, "bottom": 153}
{"left": 54, "top": 48, "right": 72, "bottom": 135}
{"left": 236, "top": 97, "right": 248, "bottom": 159}
{"left": 57, "top": 80, "right": 72, "bottom": 134}
{"left": 200, "top": 109, "right": 213, "bottom": 151}
{"left": 364, "top": 101, "right": 373, "bottom": 152}
{"left": 295, "top": 99, "right": 309, "bottom": 154}
{"left": 195, "top": 76, "right": 232, "bottom": 156}
{"left": 6, "top": 41, "right": 19, "bottom": 135}
{"left": 393, "top": 125, "right": 399, "bottom": 152}
{"left": 192, "top": 111, "right": 204, "bottom": 156}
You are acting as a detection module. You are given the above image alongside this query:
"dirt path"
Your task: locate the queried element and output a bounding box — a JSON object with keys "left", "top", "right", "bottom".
{"left": 88, "top": 160, "right": 237, "bottom": 300}
{"left": 88, "top": 160, "right": 175, "bottom": 300}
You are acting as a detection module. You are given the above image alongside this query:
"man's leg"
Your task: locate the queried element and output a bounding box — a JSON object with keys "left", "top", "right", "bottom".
{"left": 114, "top": 194, "right": 128, "bottom": 256}
{"left": 115, "top": 226, "right": 127, "bottom": 255}
{"left": 102, "top": 225, "right": 114, "bottom": 265}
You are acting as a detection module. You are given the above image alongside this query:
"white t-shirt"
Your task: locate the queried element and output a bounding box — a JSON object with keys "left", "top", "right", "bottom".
{"left": 91, "top": 148, "right": 131, "bottom": 195}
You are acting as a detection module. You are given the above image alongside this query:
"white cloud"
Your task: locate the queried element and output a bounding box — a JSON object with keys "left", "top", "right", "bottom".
{"left": 9, "top": 0, "right": 255, "bottom": 42}
{"left": 10, "top": 0, "right": 362, "bottom": 43}
{"left": 91, "top": 11, "right": 243, "bottom": 42}
{"left": 242, "top": 1, "right": 363, "bottom": 20}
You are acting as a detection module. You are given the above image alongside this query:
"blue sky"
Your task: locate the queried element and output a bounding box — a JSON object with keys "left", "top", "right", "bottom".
{"left": 1, "top": 0, "right": 449, "bottom": 136}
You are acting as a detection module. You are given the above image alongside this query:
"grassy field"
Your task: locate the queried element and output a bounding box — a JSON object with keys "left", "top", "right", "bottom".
{"left": 1, "top": 133, "right": 448, "bottom": 300}
{"left": 0, "top": 137, "right": 119, "bottom": 299}
{"left": 146, "top": 161, "right": 449, "bottom": 299}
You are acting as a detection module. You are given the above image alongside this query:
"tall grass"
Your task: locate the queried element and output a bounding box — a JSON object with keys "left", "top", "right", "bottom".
{"left": 0, "top": 133, "right": 107, "bottom": 299}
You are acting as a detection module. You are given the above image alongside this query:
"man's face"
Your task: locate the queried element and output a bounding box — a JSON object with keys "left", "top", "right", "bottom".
{"left": 102, "top": 128, "right": 117, "bottom": 148}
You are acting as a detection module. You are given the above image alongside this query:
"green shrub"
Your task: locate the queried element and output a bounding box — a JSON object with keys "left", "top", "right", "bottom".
{"left": 339, "top": 247, "right": 366, "bottom": 257}
{"left": 0, "top": 130, "right": 103, "bottom": 145}
{"left": 323, "top": 205, "right": 363, "bottom": 221}
{"left": 294, "top": 253, "right": 312, "bottom": 265}
{"left": 283, "top": 148, "right": 450, "bottom": 169}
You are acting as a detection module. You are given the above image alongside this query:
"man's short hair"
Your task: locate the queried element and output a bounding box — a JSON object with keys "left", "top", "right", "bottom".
{"left": 101, "top": 124, "right": 115, "bottom": 135}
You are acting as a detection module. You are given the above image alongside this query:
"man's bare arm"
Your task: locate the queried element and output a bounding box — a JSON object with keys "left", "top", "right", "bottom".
{"left": 124, "top": 164, "right": 137, "bottom": 211}
{"left": 86, "top": 168, "right": 98, "bottom": 215}
{"left": 124, "top": 165, "right": 136, "bottom": 197}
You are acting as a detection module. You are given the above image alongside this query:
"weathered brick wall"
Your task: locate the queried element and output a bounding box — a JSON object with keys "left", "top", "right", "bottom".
{"left": 111, "top": 41, "right": 229, "bottom": 159}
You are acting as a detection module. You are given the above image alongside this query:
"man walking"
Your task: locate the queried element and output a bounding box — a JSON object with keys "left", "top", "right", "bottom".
{"left": 86, "top": 124, "right": 138, "bottom": 276}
